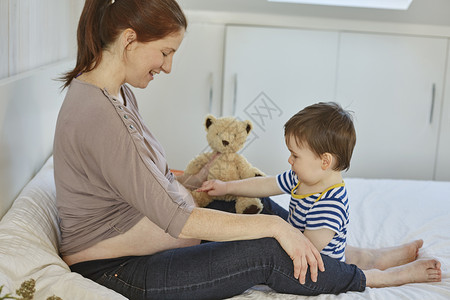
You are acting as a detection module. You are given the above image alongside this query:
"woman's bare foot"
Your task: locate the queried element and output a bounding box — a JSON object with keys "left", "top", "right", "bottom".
{"left": 346, "top": 240, "right": 423, "bottom": 270}
{"left": 365, "top": 259, "right": 441, "bottom": 288}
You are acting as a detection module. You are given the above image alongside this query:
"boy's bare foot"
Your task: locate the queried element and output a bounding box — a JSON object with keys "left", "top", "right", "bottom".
{"left": 371, "top": 239, "right": 423, "bottom": 270}
{"left": 346, "top": 240, "right": 423, "bottom": 270}
{"left": 365, "top": 259, "right": 441, "bottom": 288}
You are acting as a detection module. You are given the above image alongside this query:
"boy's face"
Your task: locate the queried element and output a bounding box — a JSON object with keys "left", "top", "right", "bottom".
{"left": 286, "top": 135, "right": 324, "bottom": 186}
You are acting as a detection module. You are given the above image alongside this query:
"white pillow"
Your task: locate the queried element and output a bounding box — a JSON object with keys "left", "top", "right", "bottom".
{"left": 0, "top": 157, "right": 127, "bottom": 300}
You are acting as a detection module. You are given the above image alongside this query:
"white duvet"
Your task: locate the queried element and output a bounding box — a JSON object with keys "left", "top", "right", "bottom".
{"left": 0, "top": 157, "right": 449, "bottom": 299}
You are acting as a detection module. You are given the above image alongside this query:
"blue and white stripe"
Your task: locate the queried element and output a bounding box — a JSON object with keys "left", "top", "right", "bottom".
{"left": 276, "top": 170, "right": 349, "bottom": 262}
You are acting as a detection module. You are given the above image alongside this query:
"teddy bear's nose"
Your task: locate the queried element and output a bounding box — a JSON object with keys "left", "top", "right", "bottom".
{"left": 222, "top": 140, "right": 229, "bottom": 146}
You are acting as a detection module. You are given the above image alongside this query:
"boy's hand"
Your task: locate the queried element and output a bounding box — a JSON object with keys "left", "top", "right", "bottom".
{"left": 196, "top": 180, "right": 228, "bottom": 196}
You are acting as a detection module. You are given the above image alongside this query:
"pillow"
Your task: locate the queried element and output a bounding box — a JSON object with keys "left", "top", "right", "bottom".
{"left": 0, "top": 156, "right": 126, "bottom": 299}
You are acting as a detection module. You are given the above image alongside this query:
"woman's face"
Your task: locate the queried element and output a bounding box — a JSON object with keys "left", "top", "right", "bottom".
{"left": 124, "top": 29, "right": 185, "bottom": 89}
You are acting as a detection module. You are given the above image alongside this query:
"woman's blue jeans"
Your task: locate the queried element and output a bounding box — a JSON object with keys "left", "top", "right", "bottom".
{"left": 70, "top": 198, "right": 365, "bottom": 299}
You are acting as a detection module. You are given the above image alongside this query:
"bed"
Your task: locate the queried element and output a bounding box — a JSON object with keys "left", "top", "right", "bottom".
{"left": 0, "top": 156, "right": 449, "bottom": 299}
{"left": 0, "top": 61, "right": 449, "bottom": 299}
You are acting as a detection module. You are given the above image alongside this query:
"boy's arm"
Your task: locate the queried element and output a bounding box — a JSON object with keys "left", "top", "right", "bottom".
{"left": 197, "top": 176, "right": 283, "bottom": 198}
{"left": 302, "top": 195, "right": 346, "bottom": 252}
{"left": 303, "top": 229, "right": 336, "bottom": 252}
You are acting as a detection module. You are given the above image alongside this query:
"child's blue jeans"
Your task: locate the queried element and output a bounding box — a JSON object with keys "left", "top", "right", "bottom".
{"left": 70, "top": 198, "right": 365, "bottom": 299}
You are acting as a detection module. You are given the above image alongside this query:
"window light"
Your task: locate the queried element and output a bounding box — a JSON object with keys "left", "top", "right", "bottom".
{"left": 267, "top": 0, "right": 413, "bottom": 10}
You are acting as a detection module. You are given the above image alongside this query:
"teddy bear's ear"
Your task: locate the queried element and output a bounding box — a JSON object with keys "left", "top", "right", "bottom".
{"left": 205, "top": 114, "right": 216, "bottom": 130}
{"left": 244, "top": 120, "right": 253, "bottom": 134}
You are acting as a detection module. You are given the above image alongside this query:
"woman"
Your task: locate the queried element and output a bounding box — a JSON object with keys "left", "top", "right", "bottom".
{"left": 55, "top": 0, "right": 437, "bottom": 299}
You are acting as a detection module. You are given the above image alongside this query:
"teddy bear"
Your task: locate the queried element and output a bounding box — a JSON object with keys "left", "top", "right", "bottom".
{"left": 184, "top": 114, "right": 265, "bottom": 214}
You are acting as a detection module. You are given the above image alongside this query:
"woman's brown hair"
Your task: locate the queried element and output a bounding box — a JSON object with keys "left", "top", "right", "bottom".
{"left": 284, "top": 102, "right": 356, "bottom": 171}
{"left": 61, "top": 0, "right": 187, "bottom": 89}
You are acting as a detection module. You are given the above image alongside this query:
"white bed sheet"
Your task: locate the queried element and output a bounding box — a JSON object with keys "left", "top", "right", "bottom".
{"left": 0, "top": 158, "right": 449, "bottom": 299}
{"left": 231, "top": 177, "right": 450, "bottom": 299}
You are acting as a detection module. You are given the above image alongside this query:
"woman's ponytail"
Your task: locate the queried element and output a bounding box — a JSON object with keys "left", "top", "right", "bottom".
{"left": 61, "top": 0, "right": 110, "bottom": 89}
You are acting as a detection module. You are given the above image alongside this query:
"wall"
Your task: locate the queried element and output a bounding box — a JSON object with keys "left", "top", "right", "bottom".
{"left": 178, "top": 0, "right": 450, "bottom": 32}
{"left": 183, "top": 9, "right": 450, "bottom": 38}
{"left": 175, "top": 9, "right": 450, "bottom": 181}
{"left": 0, "top": 0, "right": 81, "bottom": 80}
{"left": 0, "top": 0, "right": 82, "bottom": 217}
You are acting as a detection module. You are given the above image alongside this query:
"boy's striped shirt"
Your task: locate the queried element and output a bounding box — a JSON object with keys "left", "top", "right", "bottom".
{"left": 277, "top": 170, "right": 349, "bottom": 262}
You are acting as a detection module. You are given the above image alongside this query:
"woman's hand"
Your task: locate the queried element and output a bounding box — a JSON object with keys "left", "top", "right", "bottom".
{"left": 177, "top": 153, "right": 220, "bottom": 189}
{"left": 274, "top": 220, "right": 325, "bottom": 284}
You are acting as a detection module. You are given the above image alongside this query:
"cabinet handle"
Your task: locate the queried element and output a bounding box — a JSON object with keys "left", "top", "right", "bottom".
{"left": 429, "top": 83, "right": 436, "bottom": 124}
{"left": 233, "top": 73, "right": 238, "bottom": 116}
{"left": 208, "top": 73, "right": 213, "bottom": 114}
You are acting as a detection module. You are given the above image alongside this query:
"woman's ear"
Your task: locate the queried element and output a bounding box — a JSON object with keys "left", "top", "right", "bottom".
{"left": 321, "top": 153, "right": 333, "bottom": 170}
{"left": 122, "top": 28, "right": 137, "bottom": 49}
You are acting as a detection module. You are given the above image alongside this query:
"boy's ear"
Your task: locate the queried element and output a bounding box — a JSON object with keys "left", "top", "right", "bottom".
{"left": 321, "top": 153, "right": 333, "bottom": 170}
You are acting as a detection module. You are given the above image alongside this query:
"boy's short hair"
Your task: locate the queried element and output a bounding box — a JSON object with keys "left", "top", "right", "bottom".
{"left": 284, "top": 102, "right": 356, "bottom": 171}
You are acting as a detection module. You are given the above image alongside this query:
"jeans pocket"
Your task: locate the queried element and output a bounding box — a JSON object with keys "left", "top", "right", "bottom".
{"left": 99, "top": 260, "right": 147, "bottom": 300}
{"left": 103, "top": 261, "right": 128, "bottom": 281}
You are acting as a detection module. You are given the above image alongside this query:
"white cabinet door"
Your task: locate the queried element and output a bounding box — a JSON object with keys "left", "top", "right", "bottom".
{"left": 336, "top": 32, "right": 448, "bottom": 180}
{"left": 223, "top": 25, "right": 339, "bottom": 175}
{"left": 435, "top": 46, "right": 450, "bottom": 181}
{"left": 131, "top": 23, "right": 225, "bottom": 170}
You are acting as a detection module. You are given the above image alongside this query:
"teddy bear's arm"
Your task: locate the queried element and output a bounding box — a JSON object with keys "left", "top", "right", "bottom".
{"left": 184, "top": 153, "right": 213, "bottom": 175}
{"left": 235, "top": 154, "right": 265, "bottom": 179}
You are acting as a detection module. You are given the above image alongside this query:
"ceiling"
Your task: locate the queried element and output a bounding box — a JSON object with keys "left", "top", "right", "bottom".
{"left": 177, "top": 0, "right": 450, "bottom": 27}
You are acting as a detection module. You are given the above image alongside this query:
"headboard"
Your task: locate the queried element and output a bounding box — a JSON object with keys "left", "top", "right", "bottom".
{"left": 0, "top": 60, "right": 74, "bottom": 218}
